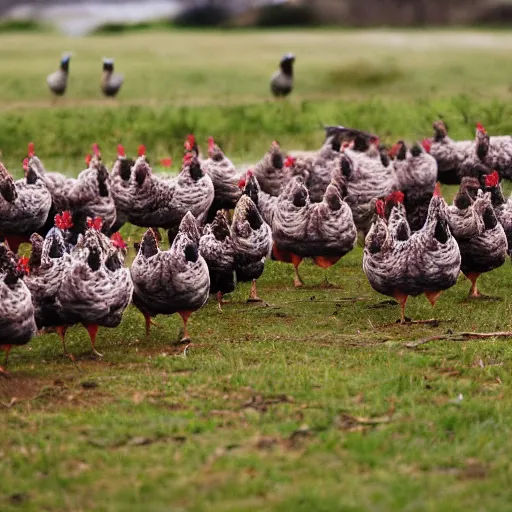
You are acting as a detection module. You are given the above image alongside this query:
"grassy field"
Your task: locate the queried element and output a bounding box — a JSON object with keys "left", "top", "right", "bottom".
{"left": 2, "top": 29, "right": 512, "bottom": 511}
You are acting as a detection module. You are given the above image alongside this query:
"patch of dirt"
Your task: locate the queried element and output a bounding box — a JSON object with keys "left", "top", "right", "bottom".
{"left": 241, "top": 393, "right": 294, "bottom": 413}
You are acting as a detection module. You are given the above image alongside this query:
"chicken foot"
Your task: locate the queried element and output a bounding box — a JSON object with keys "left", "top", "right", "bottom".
{"left": 292, "top": 254, "right": 303, "bottom": 288}
{"left": 178, "top": 310, "right": 192, "bottom": 343}
{"left": 56, "top": 325, "right": 75, "bottom": 362}
{"left": 466, "top": 272, "right": 500, "bottom": 300}
{"left": 143, "top": 313, "right": 162, "bottom": 336}
{"left": 83, "top": 323, "right": 103, "bottom": 358}
{"left": 217, "top": 291, "right": 228, "bottom": 313}
{"left": 247, "top": 279, "right": 263, "bottom": 303}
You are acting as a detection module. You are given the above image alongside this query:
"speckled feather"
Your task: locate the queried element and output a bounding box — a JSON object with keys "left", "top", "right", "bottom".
{"left": 131, "top": 213, "right": 210, "bottom": 317}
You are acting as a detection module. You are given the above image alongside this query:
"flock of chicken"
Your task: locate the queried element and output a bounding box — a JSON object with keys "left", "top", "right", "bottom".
{"left": 1, "top": 120, "right": 512, "bottom": 375}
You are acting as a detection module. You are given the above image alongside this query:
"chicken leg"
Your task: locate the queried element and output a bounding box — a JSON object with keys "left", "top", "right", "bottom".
{"left": 0, "top": 344, "right": 11, "bottom": 377}
{"left": 291, "top": 254, "right": 303, "bottom": 288}
{"left": 393, "top": 291, "right": 409, "bottom": 324}
{"left": 247, "top": 279, "right": 262, "bottom": 303}
{"left": 178, "top": 310, "right": 192, "bottom": 342}
{"left": 83, "top": 324, "right": 103, "bottom": 358}
{"left": 217, "top": 291, "right": 226, "bottom": 313}
{"left": 142, "top": 312, "right": 161, "bottom": 336}
{"left": 56, "top": 325, "right": 75, "bottom": 361}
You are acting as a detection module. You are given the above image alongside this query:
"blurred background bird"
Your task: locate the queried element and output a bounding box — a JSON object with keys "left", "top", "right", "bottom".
{"left": 47, "top": 54, "right": 71, "bottom": 97}
{"left": 270, "top": 53, "right": 295, "bottom": 98}
{"left": 101, "top": 58, "right": 124, "bottom": 97}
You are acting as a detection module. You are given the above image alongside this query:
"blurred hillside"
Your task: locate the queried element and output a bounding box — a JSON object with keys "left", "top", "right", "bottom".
{"left": 1, "top": 0, "right": 512, "bottom": 34}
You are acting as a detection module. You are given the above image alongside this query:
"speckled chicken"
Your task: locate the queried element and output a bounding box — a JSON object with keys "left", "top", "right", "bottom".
{"left": 429, "top": 120, "right": 474, "bottom": 184}
{"left": 57, "top": 225, "right": 133, "bottom": 357}
{"left": 483, "top": 171, "right": 512, "bottom": 255}
{"left": 131, "top": 212, "right": 210, "bottom": 341}
{"left": 0, "top": 243, "right": 36, "bottom": 375}
{"left": 0, "top": 159, "right": 52, "bottom": 253}
{"left": 203, "top": 137, "right": 241, "bottom": 219}
{"left": 287, "top": 135, "right": 343, "bottom": 203}
{"left": 241, "top": 170, "right": 279, "bottom": 228}
{"left": 364, "top": 192, "right": 461, "bottom": 322}
{"left": 231, "top": 195, "right": 272, "bottom": 302}
{"left": 25, "top": 224, "right": 73, "bottom": 357}
{"left": 456, "top": 190, "right": 507, "bottom": 298}
{"left": 29, "top": 143, "right": 116, "bottom": 239}
{"left": 344, "top": 139, "right": 397, "bottom": 235}
{"left": 251, "top": 141, "right": 285, "bottom": 197}
{"left": 447, "top": 177, "right": 487, "bottom": 240}
{"left": 199, "top": 210, "right": 236, "bottom": 311}
{"left": 109, "top": 144, "right": 136, "bottom": 233}
{"left": 128, "top": 150, "right": 214, "bottom": 241}
{"left": 391, "top": 139, "right": 437, "bottom": 232}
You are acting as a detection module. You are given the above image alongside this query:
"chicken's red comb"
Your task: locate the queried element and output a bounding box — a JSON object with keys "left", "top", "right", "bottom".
{"left": 386, "top": 191, "right": 404, "bottom": 204}
{"left": 370, "top": 135, "right": 380, "bottom": 145}
{"left": 388, "top": 142, "right": 401, "bottom": 158}
{"left": 238, "top": 177, "right": 246, "bottom": 190}
{"left": 117, "top": 144, "right": 125, "bottom": 157}
{"left": 186, "top": 134, "right": 196, "bottom": 148}
{"left": 284, "top": 156, "right": 296, "bottom": 168}
{"left": 138, "top": 145, "right": 146, "bottom": 157}
{"left": 433, "top": 182, "right": 442, "bottom": 198}
{"left": 421, "top": 138, "right": 432, "bottom": 153}
{"left": 208, "top": 136, "right": 215, "bottom": 147}
{"left": 476, "top": 122, "right": 487, "bottom": 134}
{"left": 375, "top": 199, "right": 385, "bottom": 217}
{"left": 485, "top": 170, "right": 500, "bottom": 188}
{"left": 16, "top": 256, "right": 29, "bottom": 275}
{"left": 85, "top": 154, "right": 92, "bottom": 166}
{"left": 28, "top": 142, "right": 35, "bottom": 158}
{"left": 160, "top": 157, "right": 172, "bottom": 168}
{"left": 22, "top": 158, "right": 29, "bottom": 172}
{"left": 92, "top": 143, "right": 101, "bottom": 157}
{"left": 86, "top": 217, "right": 103, "bottom": 231}
{"left": 110, "top": 232, "right": 127, "bottom": 250}
{"left": 246, "top": 169, "right": 253, "bottom": 178}
{"left": 183, "top": 152, "right": 193, "bottom": 165}
{"left": 55, "top": 210, "right": 73, "bottom": 230}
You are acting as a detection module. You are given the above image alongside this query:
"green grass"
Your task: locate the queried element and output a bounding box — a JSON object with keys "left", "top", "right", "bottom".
{"left": 2, "top": 29, "right": 512, "bottom": 511}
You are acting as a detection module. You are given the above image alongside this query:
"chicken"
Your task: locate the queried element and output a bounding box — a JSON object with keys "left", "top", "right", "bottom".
{"left": 429, "top": 120, "right": 473, "bottom": 184}
{"left": 0, "top": 159, "right": 52, "bottom": 253}
{"left": 0, "top": 243, "right": 36, "bottom": 375}
{"left": 25, "top": 226, "right": 73, "bottom": 357}
{"left": 28, "top": 143, "right": 117, "bottom": 240}
{"left": 241, "top": 169, "right": 280, "bottom": 228}
{"left": 203, "top": 137, "right": 241, "bottom": 219}
{"left": 391, "top": 140, "right": 437, "bottom": 232}
{"left": 131, "top": 212, "right": 210, "bottom": 341}
{"left": 101, "top": 58, "right": 124, "bottom": 97}
{"left": 199, "top": 210, "right": 236, "bottom": 311}
{"left": 447, "top": 177, "right": 486, "bottom": 240}
{"left": 364, "top": 192, "right": 461, "bottom": 323}
{"left": 456, "top": 191, "right": 508, "bottom": 298}
{"left": 128, "top": 150, "right": 214, "bottom": 242}
{"left": 47, "top": 54, "right": 70, "bottom": 96}
{"left": 270, "top": 53, "right": 295, "bottom": 97}
{"left": 110, "top": 144, "right": 136, "bottom": 233}
{"left": 483, "top": 171, "right": 512, "bottom": 255}
{"left": 251, "top": 141, "right": 285, "bottom": 197}
{"left": 344, "top": 138, "right": 397, "bottom": 235}
{"left": 272, "top": 162, "right": 357, "bottom": 287}
{"left": 231, "top": 195, "right": 272, "bottom": 302}
{"left": 288, "top": 135, "right": 342, "bottom": 203}
{"left": 57, "top": 225, "right": 133, "bottom": 357}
